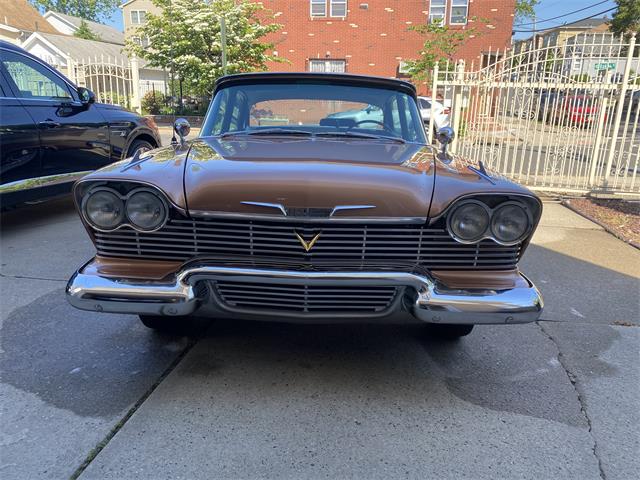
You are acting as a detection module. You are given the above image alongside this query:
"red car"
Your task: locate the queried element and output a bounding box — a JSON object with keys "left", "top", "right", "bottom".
{"left": 547, "top": 95, "right": 605, "bottom": 127}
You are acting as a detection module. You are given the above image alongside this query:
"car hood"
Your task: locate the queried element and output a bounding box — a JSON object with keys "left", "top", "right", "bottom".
{"left": 184, "top": 137, "right": 436, "bottom": 218}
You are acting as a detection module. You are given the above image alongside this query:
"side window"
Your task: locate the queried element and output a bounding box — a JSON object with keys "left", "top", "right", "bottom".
{"left": 1, "top": 51, "right": 72, "bottom": 100}
{"left": 420, "top": 99, "right": 431, "bottom": 109}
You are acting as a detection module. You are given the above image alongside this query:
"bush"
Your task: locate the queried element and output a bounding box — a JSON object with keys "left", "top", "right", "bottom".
{"left": 100, "top": 91, "right": 130, "bottom": 108}
{"left": 141, "top": 90, "right": 165, "bottom": 115}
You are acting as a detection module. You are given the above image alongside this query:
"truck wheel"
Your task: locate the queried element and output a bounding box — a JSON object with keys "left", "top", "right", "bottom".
{"left": 425, "top": 323, "right": 474, "bottom": 340}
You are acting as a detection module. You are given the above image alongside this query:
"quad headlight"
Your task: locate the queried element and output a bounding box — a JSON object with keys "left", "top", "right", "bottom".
{"left": 82, "top": 186, "right": 168, "bottom": 232}
{"left": 491, "top": 203, "right": 530, "bottom": 243}
{"left": 447, "top": 201, "right": 490, "bottom": 242}
{"left": 83, "top": 189, "right": 124, "bottom": 230}
{"left": 125, "top": 190, "right": 167, "bottom": 231}
{"left": 446, "top": 199, "right": 532, "bottom": 245}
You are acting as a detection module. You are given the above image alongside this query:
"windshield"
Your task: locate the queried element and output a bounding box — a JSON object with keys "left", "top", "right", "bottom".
{"left": 201, "top": 82, "right": 426, "bottom": 143}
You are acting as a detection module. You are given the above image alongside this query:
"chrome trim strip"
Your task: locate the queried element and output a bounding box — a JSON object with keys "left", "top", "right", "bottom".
{"left": 330, "top": 205, "right": 376, "bottom": 216}
{"left": 189, "top": 210, "right": 427, "bottom": 224}
{"left": 240, "top": 201, "right": 287, "bottom": 215}
{"left": 66, "top": 262, "right": 543, "bottom": 324}
{"left": 0, "top": 171, "right": 92, "bottom": 194}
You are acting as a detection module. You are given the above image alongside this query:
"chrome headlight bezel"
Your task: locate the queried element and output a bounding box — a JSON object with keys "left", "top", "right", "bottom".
{"left": 81, "top": 185, "right": 169, "bottom": 233}
{"left": 81, "top": 187, "right": 125, "bottom": 231}
{"left": 125, "top": 188, "right": 169, "bottom": 232}
{"left": 445, "top": 198, "right": 534, "bottom": 246}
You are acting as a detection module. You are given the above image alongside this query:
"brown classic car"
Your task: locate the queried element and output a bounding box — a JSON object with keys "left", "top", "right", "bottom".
{"left": 66, "top": 72, "right": 543, "bottom": 339}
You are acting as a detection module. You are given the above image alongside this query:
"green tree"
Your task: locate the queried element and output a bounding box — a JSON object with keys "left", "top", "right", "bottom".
{"left": 514, "top": 0, "right": 540, "bottom": 24}
{"left": 609, "top": 0, "right": 640, "bottom": 37}
{"left": 73, "top": 20, "right": 101, "bottom": 41}
{"left": 404, "top": 21, "right": 479, "bottom": 81}
{"left": 28, "top": 0, "right": 119, "bottom": 22}
{"left": 126, "top": 0, "right": 283, "bottom": 96}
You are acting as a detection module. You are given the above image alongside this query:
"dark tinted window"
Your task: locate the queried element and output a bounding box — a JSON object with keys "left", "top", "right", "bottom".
{"left": 0, "top": 50, "right": 72, "bottom": 100}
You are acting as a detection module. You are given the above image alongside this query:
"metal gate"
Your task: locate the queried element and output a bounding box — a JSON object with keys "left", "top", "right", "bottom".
{"left": 432, "top": 34, "right": 639, "bottom": 195}
{"left": 66, "top": 55, "right": 140, "bottom": 111}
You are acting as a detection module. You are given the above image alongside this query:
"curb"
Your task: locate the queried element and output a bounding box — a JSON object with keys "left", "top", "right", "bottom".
{"left": 562, "top": 199, "right": 640, "bottom": 250}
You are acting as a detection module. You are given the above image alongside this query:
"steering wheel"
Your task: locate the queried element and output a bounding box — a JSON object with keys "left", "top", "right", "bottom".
{"left": 353, "top": 119, "right": 386, "bottom": 128}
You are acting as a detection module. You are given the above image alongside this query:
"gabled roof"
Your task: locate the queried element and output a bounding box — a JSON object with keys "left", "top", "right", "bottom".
{"left": 43, "top": 11, "right": 124, "bottom": 45}
{"left": 23, "top": 32, "right": 128, "bottom": 62}
{"left": 0, "top": 0, "right": 61, "bottom": 35}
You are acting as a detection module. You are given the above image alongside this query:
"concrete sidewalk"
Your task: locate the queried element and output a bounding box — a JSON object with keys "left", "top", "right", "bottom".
{"left": 75, "top": 203, "right": 639, "bottom": 480}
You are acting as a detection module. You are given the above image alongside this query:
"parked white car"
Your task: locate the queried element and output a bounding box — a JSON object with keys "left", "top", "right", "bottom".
{"left": 418, "top": 96, "right": 450, "bottom": 131}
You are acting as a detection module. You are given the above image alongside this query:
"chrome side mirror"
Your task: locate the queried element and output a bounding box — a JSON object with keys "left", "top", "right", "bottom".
{"left": 436, "top": 126, "right": 455, "bottom": 161}
{"left": 173, "top": 118, "right": 191, "bottom": 147}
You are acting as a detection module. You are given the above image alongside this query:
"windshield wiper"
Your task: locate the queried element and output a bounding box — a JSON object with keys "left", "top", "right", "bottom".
{"left": 220, "top": 128, "right": 313, "bottom": 138}
{"left": 315, "top": 131, "right": 406, "bottom": 143}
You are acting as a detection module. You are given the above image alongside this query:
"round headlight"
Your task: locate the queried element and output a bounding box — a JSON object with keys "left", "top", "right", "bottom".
{"left": 125, "top": 190, "right": 167, "bottom": 231}
{"left": 491, "top": 203, "right": 530, "bottom": 243}
{"left": 448, "top": 202, "right": 490, "bottom": 242}
{"left": 84, "top": 190, "right": 124, "bottom": 229}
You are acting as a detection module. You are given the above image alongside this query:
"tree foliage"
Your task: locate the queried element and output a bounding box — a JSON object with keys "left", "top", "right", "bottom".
{"left": 73, "top": 20, "right": 101, "bottom": 41}
{"left": 609, "top": 0, "right": 640, "bottom": 37}
{"left": 514, "top": 0, "right": 539, "bottom": 24}
{"left": 404, "top": 21, "right": 478, "bottom": 81}
{"left": 28, "top": 0, "right": 119, "bottom": 22}
{"left": 126, "top": 0, "right": 283, "bottom": 96}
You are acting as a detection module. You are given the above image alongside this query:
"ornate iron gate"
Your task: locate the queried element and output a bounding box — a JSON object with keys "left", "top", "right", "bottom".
{"left": 432, "top": 34, "right": 639, "bottom": 195}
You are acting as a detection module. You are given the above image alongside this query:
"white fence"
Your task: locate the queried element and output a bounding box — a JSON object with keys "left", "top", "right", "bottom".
{"left": 433, "top": 34, "right": 639, "bottom": 196}
{"left": 66, "top": 55, "right": 141, "bottom": 111}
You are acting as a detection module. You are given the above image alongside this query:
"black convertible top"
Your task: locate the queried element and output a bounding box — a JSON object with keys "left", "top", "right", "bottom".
{"left": 214, "top": 72, "right": 417, "bottom": 98}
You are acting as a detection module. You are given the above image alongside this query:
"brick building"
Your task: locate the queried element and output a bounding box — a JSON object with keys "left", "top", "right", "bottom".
{"left": 260, "top": 0, "right": 516, "bottom": 81}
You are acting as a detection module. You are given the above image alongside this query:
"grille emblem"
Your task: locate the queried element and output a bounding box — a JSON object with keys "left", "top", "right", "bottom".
{"left": 294, "top": 231, "right": 321, "bottom": 252}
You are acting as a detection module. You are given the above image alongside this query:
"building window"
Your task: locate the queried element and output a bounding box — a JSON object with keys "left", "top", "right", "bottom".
{"left": 130, "top": 10, "right": 147, "bottom": 25}
{"left": 429, "top": 0, "right": 446, "bottom": 24}
{"left": 310, "top": 0, "right": 327, "bottom": 17}
{"left": 308, "top": 59, "right": 346, "bottom": 73}
{"left": 132, "top": 36, "right": 150, "bottom": 48}
{"left": 330, "top": 0, "right": 347, "bottom": 17}
{"left": 450, "top": 0, "right": 469, "bottom": 25}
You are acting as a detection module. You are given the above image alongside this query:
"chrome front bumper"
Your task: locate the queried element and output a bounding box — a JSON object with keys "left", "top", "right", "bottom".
{"left": 66, "top": 261, "right": 543, "bottom": 325}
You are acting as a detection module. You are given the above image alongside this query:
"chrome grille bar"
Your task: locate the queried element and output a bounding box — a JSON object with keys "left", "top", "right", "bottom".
{"left": 94, "top": 217, "right": 522, "bottom": 270}
{"left": 214, "top": 281, "right": 399, "bottom": 314}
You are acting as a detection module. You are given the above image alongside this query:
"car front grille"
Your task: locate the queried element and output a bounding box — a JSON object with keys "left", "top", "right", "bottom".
{"left": 93, "top": 217, "right": 522, "bottom": 270}
{"left": 214, "top": 281, "right": 400, "bottom": 315}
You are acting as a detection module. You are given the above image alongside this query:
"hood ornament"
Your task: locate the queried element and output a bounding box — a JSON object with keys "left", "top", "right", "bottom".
{"left": 294, "top": 231, "right": 322, "bottom": 252}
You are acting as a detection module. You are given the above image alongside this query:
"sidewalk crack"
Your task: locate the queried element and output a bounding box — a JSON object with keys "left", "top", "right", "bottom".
{"left": 69, "top": 336, "right": 199, "bottom": 479}
{"left": 537, "top": 321, "right": 606, "bottom": 480}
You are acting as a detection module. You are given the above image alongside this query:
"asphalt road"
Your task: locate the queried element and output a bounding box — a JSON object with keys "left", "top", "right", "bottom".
{"left": 1, "top": 199, "right": 638, "bottom": 479}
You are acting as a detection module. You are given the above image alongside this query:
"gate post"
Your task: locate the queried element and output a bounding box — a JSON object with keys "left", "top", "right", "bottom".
{"left": 429, "top": 62, "right": 439, "bottom": 143}
{"left": 589, "top": 97, "right": 608, "bottom": 186}
{"left": 130, "top": 55, "right": 141, "bottom": 114}
{"left": 601, "top": 33, "right": 636, "bottom": 191}
{"left": 450, "top": 60, "right": 465, "bottom": 154}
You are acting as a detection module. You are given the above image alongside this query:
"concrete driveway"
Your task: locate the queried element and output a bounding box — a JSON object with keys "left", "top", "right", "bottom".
{"left": 1, "top": 199, "right": 638, "bottom": 479}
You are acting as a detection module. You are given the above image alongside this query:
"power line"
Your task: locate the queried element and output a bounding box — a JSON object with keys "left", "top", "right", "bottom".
{"left": 512, "top": 6, "right": 616, "bottom": 33}
{"left": 515, "top": 0, "right": 610, "bottom": 27}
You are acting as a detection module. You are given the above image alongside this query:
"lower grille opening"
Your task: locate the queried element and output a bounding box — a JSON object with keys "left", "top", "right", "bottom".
{"left": 214, "top": 281, "right": 400, "bottom": 315}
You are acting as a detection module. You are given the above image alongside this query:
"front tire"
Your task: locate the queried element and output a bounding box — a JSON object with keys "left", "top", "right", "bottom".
{"left": 127, "top": 139, "right": 154, "bottom": 158}
{"left": 425, "top": 323, "right": 474, "bottom": 340}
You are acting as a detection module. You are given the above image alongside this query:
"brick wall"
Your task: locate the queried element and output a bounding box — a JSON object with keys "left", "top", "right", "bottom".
{"left": 258, "top": 0, "right": 516, "bottom": 90}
